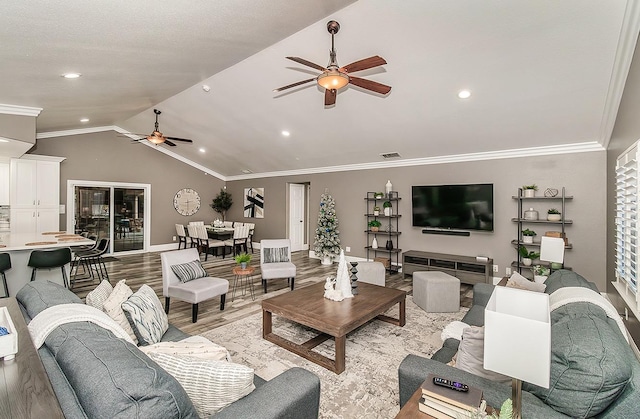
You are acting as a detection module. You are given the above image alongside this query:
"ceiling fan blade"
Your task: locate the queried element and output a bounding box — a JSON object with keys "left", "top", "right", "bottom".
{"left": 286, "top": 57, "right": 326, "bottom": 72}
{"left": 164, "top": 140, "right": 177, "bottom": 147}
{"left": 273, "top": 78, "right": 316, "bottom": 92}
{"left": 341, "top": 56, "right": 387, "bottom": 73}
{"left": 166, "top": 137, "right": 193, "bottom": 143}
{"left": 349, "top": 76, "right": 392, "bottom": 95}
{"left": 324, "top": 89, "right": 337, "bottom": 106}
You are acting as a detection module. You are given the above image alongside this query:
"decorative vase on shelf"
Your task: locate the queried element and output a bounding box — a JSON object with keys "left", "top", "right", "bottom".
{"left": 385, "top": 240, "right": 394, "bottom": 250}
{"left": 372, "top": 237, "right": 378, "bottom": 249}
{"left": 522, "top": 257, "right": 532, "bottom": 266}
{"left": 523, "top": 208, "right": 538, "bottom": 220}
{"left": 385, "top": 180, "right": 393, "bottom": 196}
{"left": 547, "top": 214, "right": 561, "bottom": 221}
{"left": 523, "top": 236, "right": 534, "bottom": 244}
{"left": 384, "top": 207, "right": 392, "bottom": 216}
{"left": 524, "top": 189, "right": 535, "bottom": 198}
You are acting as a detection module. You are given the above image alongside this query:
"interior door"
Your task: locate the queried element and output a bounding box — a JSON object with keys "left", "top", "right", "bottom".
{"left": 288, "top": 183, "right": 306, "bottom": 252}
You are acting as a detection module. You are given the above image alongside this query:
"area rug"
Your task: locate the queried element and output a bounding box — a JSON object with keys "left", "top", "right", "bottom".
{"left": 201, "top": 297, "right": 468, "bottom": 418}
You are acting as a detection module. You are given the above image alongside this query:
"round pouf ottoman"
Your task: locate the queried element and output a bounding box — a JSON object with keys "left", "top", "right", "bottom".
{"left": 412, "top": 271, "right": 460, "bottom": 313}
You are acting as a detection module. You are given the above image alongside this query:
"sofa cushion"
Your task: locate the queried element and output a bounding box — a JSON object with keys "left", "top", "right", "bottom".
{"left": 455, "top": 326, "right": 511, "bottom": 384}
{"left": 121, "top": 284, "right": 169, "bottom": 346}
{"left": 102, "top": 280, "right": 138, "bottom": 345}
{"left": 148, "top": 352, "right": 255, "bottom": 417}
{"left": 171, "top": 259, "right": 209, "bottom": 283}
{"left": 43, "top": 321, "right": 198, "bottom": 419}
{"left": 140, "top": 336, "right": 231, "bottom": 361}
{"left": 523, "top": 302, "right": 632, "bottom": 417}
{"left": 16, "top": 280, "right": 82, "bottom": 320}
{"left": 85, "top": 280, "right": 113, "bottom": 310}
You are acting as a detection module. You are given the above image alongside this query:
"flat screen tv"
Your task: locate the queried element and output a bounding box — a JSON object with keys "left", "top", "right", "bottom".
{"left": 412, "top": 183, "right": 494, "bottom": 232}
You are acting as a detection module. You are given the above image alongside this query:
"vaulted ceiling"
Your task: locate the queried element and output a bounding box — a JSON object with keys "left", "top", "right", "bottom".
{"left": 1, "top": 1, "right": 638, "bottom": 179}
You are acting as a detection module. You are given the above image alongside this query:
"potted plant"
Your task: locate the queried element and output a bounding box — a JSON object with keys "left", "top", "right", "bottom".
{"left": 522, "top": 228, "right": 536, "bottom": 244}
{"left": 547, "top": 208, "right": 561, "bottom": 221}
{"left": 373, "top": 206, "right": 380, "bottom": 216}
{"left": 368, "top": 220, "right": 382, "bottom": 232}
{"left": 210, "top": 189, "right": 233, "bottom": 221}
{"left": 383, "top": 201, "right": 393, "bottom": 216}
{"left": 533, "top": 264, "right": 550, "bottom": 283}
{"left": 235, "top": 252, "right": 251, "bottom": 269}
{"left": 519, "top": 246, "right": 539, "bottom": 266}
{"left": 374, "top": 192, "right": 384, "bottom": 199}
{"left": 522, "top": 184, "right": 538, "bottom": 198}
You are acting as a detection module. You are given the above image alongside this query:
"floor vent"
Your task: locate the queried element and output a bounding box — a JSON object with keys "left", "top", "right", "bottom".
{"left": 380, "top": 152, "right": 401, "bottom": 159}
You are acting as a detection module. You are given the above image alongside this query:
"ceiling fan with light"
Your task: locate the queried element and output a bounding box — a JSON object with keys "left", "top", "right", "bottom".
{"left": 133, "top": 109, "right": 193, "bottom": 147}
{"left": 273, "top": 20, "right": 391, "bottom": 106}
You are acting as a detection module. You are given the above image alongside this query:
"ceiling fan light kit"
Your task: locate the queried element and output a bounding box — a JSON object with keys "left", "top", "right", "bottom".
{"left": 134, "top": 109, "right": 194, "bottom": 147}
{"left": 274, "top": 20, "right": 391, "bottom": 106}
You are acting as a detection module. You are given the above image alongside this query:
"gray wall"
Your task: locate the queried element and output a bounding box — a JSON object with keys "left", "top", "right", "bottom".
{"left": 30, "top": 130, "right": 225, "bottom": 245}
{"left": 228, "top": 151, "right": 607, "bottom": 289}
{"left": 0, "top": 114, "right": 36, "bottom": 143}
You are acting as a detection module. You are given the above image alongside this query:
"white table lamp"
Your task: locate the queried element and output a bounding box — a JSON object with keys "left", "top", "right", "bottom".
{"left": 540, "top": 236, "right": 565, "bottom": 269}
{"left": 484, "top": 286, "right": 551, "bottom": 419}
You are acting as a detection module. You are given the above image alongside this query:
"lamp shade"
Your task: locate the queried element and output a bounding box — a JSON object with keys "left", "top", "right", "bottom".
{"left": 484, "top": 286, "right": 551, "bottom": 388}
{"left": 317, "top": 70, "right": 349, "bottom": 90}
{"left": 540, "top": 236, "right": 565, "bottom": 264}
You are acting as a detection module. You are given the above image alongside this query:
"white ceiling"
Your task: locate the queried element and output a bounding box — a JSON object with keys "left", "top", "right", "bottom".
{"left": 1, "top": 0, "right": 638, "bottom": 178}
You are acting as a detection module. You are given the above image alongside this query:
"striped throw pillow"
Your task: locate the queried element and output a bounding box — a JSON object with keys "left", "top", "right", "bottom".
{"left": 263, "top": 247, "right": 289, "bottom": 263}
{"left": 171, "top": 260, "right": 209, "bottom": 282}
{"left": 121, "top": 284, "right": 169, "bottom": 346}
{"left": 85, "top": 280, "right": 113, "bottom": 311}
{"left": 148, "top": 352, "right": 255, "bottom": 417}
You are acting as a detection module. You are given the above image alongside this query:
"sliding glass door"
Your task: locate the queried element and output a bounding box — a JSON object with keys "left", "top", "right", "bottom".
{"left": 68, "top": 181, "right": 150, "bottom": 255}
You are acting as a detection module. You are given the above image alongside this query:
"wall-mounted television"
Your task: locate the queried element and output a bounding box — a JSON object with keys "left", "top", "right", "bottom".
{"left": 412, "top": 183, "right": 494, "bottom": 232}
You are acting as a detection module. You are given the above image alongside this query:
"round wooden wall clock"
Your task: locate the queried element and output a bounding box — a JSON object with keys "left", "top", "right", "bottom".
{"left": 173, "top": 188, "right": 201, "bottom": 216}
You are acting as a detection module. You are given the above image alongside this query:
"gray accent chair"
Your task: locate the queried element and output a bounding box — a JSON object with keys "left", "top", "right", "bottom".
{"left": 260, "top": 239, "right": 296, "bottom": 293}
{"left": 161, "top": 248, "right": 229, "bottom": 322}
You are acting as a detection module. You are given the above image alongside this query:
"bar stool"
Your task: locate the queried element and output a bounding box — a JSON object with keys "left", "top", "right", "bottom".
{"left": 0, "top": 253, "right": 10, "bottom": 297}
{"left": 28, "top": 248, "right": 72, "bottom": 289}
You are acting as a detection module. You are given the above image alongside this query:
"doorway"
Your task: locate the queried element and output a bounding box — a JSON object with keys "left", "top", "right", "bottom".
{"left": 288, "top": 183, "right": 309, "bottom": 252}
{"left": 67, "top": 180, "right": 151, "bottom": 255}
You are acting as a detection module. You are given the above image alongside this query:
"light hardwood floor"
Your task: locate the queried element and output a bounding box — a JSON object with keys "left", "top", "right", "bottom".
{"left": 70, "top": 250, "right": 472, "bottom": 336}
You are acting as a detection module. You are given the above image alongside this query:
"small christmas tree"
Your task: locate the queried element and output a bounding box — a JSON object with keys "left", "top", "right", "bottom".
{"left": 314, "top": 192, "right": 341, "bottom": 263}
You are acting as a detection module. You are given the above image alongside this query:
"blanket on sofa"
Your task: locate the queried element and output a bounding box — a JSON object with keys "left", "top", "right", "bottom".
{"left": 549, "top": 286, "right": 628, "bottom": 342}
{"left": 28, "top": 303, "right": 135, "bottom": 348}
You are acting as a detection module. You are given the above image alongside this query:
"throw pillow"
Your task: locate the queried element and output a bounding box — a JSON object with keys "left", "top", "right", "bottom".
{"left": 171, "top": 259, "right": 209, "bottom": 283}
{"left": 121, "top": 284, "right": 169, "bottom": 346}
{"left": 102, "top": 280, "right": 138, "bottom": 345}
{"left": 139, "top": 336, "right": 231, "bottom": 362}
{"left": 455, "top": 326, "right": 511, "bottom": 384}
{"left": 506, "top": 272, "right": 546, "bottom": 293}
{"left": 263, "top": 247, "right": 289, "bottom": 263}
{"left": 85, "top": 280, "right": 114, "bottom": 310}
{"left": 148, "top": 352, "right": 255, "bottom": 417}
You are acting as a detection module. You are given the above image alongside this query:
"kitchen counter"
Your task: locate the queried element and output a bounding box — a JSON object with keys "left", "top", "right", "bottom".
{"left": 0, "top": 231, "right": 94, "bottom": 296}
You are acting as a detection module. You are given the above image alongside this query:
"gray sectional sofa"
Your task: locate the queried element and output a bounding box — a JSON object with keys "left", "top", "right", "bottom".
{"left": 16, "top": 280, "right": 320, "bottom": 419}
{"left": 399, "top": 270, "right": 640, "bottom": 418}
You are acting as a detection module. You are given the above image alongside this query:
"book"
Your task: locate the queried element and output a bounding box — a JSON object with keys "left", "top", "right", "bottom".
{"left": 417, "top": 401, "right": 455, "bottom": 419}
{"left": 421, "top": 374, "right": 483, "bottom": 411}
{"left": 421, "top": 396, "right": 476, "bottom": 417}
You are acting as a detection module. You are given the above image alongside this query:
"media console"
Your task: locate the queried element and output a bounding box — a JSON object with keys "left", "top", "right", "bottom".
{"left": 402, "top": 250, "right": 493, "bottom": 284}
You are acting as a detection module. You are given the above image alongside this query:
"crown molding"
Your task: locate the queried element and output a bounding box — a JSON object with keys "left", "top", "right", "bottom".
{"left": 599, "top": 0, "right": 640, "bottom": 149}
{"left": 0, "top": 104, "right": 42, "bottom": 117}
{"left": 226, "top": 142, "right": 605, "bottom": 181}
{"left": 36, "top": 125, "right": 227, "bottom": 180}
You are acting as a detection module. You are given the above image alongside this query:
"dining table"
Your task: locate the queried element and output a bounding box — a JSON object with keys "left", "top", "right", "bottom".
{"left": 205, "top": 226, "right": 234, "bottom": 240}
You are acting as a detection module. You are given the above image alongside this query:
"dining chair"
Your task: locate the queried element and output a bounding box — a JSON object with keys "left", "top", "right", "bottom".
{"left": 186, "top": 224, "right": 200, "bottom": 249}
{"left": 196, "top": 225, "right": 226, "bottom": 261}
{"left": 28, "top": 247, "right": 73, "bottom": 289}
{"left": 223, "top": 225, "right": 250, "bottom": 256}
{"left": 244, "top": 222, "right": 255, "bottom": 253}
{"left": 0, "top": 253, "right": 11, "bottom": 297}
{"left": 175, "top": 224, "right": 188, "bottom": 249}
{"left": 222, "top": 221, "right": 234, "bottom": 228}
{"left": 188, "top": 221, "right": 205, "bottom": 226}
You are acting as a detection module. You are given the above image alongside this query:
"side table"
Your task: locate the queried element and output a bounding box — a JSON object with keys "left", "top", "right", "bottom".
{"left": 232, "top": 266, "right": 256, "bottom": 301}
{"left": 0, "top": 297, "right": 64, "bottom": 418}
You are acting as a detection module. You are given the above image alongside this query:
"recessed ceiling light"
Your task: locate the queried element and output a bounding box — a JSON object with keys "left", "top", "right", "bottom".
{"left": 199, "top": 148, "right": 205, "bottom": 153}
{"left": 281, "top": 130, "right": 290, "bottom": 137}
{"left": 80, "top": 118, "right": 89, "bottom": 123}
{"left": 242, "top": 169, "right": 253, "bottom": 174}
{"left": 0, "top": 139, "right": 9, "bottom": 143}
{"left": 62, "top": 73, "right": 81, "bottom": 79}
{"left": 458, "top": 90, "right": 471, "bottom": 99}
{"left": 202, "top": 85, "right": 211, "bottom": 92}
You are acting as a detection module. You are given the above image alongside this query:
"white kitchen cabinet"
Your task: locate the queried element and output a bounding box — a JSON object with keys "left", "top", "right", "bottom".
{"left": 0, "top": 162, "right": 9, "bottom": 205}
{"left": 10, "top": 155, "right": 65, "bottom": 234}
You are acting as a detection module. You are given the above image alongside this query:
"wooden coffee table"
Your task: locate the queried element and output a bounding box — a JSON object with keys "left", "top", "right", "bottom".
{"left": 262, "top": 281, "right": 406, "bottom": 374}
